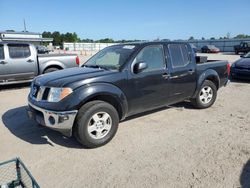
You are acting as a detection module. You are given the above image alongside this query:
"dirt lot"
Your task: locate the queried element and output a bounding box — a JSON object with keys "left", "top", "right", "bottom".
{"left": 0, "top": 53, "right": 250, "bottom": 187}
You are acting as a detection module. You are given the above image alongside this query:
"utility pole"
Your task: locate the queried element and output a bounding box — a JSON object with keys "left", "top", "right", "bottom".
{"left": 23, "top": 18, "right": 27, "bottom": 32}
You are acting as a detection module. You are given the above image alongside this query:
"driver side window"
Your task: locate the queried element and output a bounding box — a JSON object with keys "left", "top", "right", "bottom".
{"left": 133, "top": 45, "right": 165, "bottom": 72}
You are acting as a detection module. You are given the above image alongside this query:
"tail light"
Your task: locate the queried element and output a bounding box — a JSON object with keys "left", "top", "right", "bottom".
{"left": 227, "top": 63, "right": 231, "bottom": 76}
{"left": 76, "top": 56, "right": 80, "bottom": 66}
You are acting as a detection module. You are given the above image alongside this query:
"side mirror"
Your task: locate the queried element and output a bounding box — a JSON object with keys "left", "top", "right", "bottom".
{"left": 240, "top": 55, "right": 244, "bottom": 58}
{"left": 134, "top": 62, "right": 148, "bottom": 74}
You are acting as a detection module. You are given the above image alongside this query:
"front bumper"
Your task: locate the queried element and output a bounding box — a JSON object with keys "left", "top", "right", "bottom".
{"left": 27, "top": 102, "right": 78, "bottom": 136}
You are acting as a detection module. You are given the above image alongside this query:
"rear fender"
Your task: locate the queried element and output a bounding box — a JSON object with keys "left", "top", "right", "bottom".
{"left": 39, "top": 60, "right": 66, "bottom": 74}
{"left": 192, "top": 69, "right": 220, "bottom": 98}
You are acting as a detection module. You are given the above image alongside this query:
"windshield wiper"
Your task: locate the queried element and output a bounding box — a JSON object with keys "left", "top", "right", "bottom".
{"left": 83, "top": 65, "right": 110, "bottom": 70}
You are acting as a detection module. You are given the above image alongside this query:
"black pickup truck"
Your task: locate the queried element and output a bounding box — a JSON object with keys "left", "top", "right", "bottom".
{"left": 27, "top": 42, "right": 230, "bottom": 148}
{"left": 234, "top": 42, "right": 250, "bottom": 54}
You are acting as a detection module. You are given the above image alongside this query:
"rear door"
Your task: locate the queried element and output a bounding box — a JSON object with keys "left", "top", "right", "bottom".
{"left": 166, "top": 43, "right": 196, "bottom": 103}
{"left": 7, "top": 43, "right": 37, "bottom": 81}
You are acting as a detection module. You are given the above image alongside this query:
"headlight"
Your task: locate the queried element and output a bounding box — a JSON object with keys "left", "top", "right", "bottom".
{"left": 47, "top": 87, "right": 73, "bottom": 102}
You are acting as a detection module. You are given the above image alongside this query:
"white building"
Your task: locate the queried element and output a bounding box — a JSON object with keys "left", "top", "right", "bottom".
{"left": 0, "top": 31, "right": 53, "bottom": 46}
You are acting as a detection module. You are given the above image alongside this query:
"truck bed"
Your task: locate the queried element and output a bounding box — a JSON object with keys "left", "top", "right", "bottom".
{"left": 38, "top": 53, "right": 77, "bottom": 57}
{"left": 196, "top": 57, "right": 229, "bottom": 88}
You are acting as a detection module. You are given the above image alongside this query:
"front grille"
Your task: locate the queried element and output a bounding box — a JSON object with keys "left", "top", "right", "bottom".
{"left": 30, "top": 84, "right": 49, "bottom": 101}
{"left": 42, "top": 88, "right": 50, "bottom": 100}
{"left": 31, "top": 84, "right": 40, "bottom": 99}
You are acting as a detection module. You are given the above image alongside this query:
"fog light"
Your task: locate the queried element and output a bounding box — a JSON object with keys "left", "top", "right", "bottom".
{"left": 48, "top": 116, "right": 55, "bottom": 125}
{"left": 58, "top": 115, "right": 69, "bottom": 123}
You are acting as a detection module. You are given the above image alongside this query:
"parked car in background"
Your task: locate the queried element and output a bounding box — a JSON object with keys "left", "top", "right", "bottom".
{"left": 0, "top": 42, "right": 80, "bottom": 85}
{"left": 36, "top": 45, "right": 49, "bottom": 54}
{"left": 27, "top": 42, "right": 230, "bottom": 148}
{"left": 234, "top": 42, "right": 250, "bottom": 54}
{"left": 201, "top": 45, "right": 220, "bottom": 53}
{"left": 231, "top": 52, "right": 250, "bottom": 79}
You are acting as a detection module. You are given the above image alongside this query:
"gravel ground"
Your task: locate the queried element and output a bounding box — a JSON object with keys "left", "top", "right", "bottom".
{"left": 0, "top": 53, "right": 250, "bottom": 187}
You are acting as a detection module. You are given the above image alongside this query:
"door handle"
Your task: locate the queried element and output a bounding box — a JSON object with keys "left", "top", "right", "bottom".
{"left": 27, "top": 59, "right": 34, "bottom": 63}
{"left": 162, "top": 73, "right": 170, "bottom": 79}
{"left": 188, "top": 69, "right": 195, "bottom": 74}
{"left": 0, "top": 61, "right": 8, "bottom": 65}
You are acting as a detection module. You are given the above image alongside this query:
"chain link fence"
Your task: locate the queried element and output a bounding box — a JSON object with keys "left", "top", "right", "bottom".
{"left": 63, "top": 38, "right": 250, "bottom": 53}
{"left": 187, "top": 38, "right": 250, "bottom": 52}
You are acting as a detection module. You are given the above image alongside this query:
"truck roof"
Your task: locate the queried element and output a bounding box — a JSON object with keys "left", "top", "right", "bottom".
{"left": 122, "top": 41, "right": 189, "bottom": 46}
{"left": 0, "top": 41, "right": 34, "bottom": 45}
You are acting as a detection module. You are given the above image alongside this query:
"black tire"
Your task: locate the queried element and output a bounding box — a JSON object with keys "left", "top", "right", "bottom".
{"left": 44, "top": 67, "right": 60, "bottom": 74}
{"left": 191, "top": 80, "right": 217, "bottom": 109}
{"left": 74, "top": 100, "right": 119, "bottom": 148}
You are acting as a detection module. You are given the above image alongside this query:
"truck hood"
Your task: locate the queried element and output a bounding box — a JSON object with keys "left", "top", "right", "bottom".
{"left": 34, "top": 67, "right": 116, "bottom": 88}
{"left": 235, "top": 58, "right": 250, "bottom": 68}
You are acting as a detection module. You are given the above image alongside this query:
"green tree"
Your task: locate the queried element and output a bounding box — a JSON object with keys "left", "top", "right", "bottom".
{"left": 52, "top": 31, "right": 61, "bottom": 46}
{"left": 234, "top": 34, "right": 250, "bottom": 39}
{"left": 188, "top": 36, "right": 194, "bottom": 41}
{"left": 99, "top": 38, "right": 114, "bottom": 43}
{"left": 42, "top": 31, "right": 52, "bottom": 38}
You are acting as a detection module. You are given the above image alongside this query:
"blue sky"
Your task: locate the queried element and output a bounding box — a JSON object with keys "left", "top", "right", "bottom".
{"left": 0, "top": 0, "right": 249, "bottom": 40}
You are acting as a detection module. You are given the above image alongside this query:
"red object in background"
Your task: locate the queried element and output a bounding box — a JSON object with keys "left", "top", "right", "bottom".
{"left": 76, "top": 56, "right": 80, "bottom": 65}
{"left": 227, "top": 63, "right": 231, "bottom": 76}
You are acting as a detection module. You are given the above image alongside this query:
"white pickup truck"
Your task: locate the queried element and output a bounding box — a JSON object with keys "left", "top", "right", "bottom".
{"left": 0, "top": 42, "right": 80, "bottom": 85}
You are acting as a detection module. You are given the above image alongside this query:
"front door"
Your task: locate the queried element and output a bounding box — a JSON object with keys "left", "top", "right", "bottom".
{"left": 127, "top": 44, "right": 170, "bottom": 115}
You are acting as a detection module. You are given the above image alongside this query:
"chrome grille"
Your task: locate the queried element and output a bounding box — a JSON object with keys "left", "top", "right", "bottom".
{"left": 31, "top": 84, "right": 39, "bottom": 98}
{"left": 30, "top": 84, "right": 47, "bottom": 101}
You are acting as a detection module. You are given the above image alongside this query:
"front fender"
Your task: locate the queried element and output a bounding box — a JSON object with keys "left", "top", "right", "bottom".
{"left": 71, "top": 83, "right": 128, "bottom": 118}
{"left": 29, "top": 83, "right": 128, "bottom": 118}
{"left": 192, "top": 69, "right": 220, "bottom": 98}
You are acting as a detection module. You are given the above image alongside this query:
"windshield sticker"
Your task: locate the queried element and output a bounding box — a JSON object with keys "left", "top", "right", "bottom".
{"left": 123, "top": 45, "right": 135, "bottom": 49}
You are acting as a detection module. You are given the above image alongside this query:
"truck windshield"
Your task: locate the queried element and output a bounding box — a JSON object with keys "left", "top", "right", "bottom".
{"left": 83, "top": 45, "right": 137, "bottom": 70}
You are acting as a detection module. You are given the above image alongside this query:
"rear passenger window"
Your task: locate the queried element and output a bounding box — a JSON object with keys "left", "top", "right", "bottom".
{"left": 168, "top": 44, "right": 190, "bottom": 68}
{"left": 8, "top": 44, "right": 31, "bottom": 59}
{"left": 133, "top": 45, "right": 165, "bottom": 72}
{"left": 0, "top": 45, "right": 4, "bottom": 60}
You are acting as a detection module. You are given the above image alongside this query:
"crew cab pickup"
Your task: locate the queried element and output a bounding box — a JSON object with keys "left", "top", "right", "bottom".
{"left": 234, "top": 42, "right": 250, "bottom": 54}
{"left": 27, "top": 42, "right": 230, "bottom": 148}
{"left": 0, "top": 42, "right": 79, "bottom": 85}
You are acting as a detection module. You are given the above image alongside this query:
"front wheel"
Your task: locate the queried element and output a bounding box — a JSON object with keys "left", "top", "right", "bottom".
{"left": 191, "top": 80, "right": 217, "bottom": 109}
{"left": 74, "top": 100, "right": 119, "bottom": 148}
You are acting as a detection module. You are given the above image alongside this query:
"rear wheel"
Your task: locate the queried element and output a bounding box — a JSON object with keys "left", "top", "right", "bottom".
{"left": 44, "top": 67, "right": 60, "bottom": 74}
{"left": 191, "top": 80, "right": 217, "bottom": 109}
{"left": 74, "top": 100, "right": 119, "bottom": 148}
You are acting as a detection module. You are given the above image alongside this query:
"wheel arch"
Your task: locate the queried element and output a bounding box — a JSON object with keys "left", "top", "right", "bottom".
{"left": 39, "top": 60, "right": 65, "bottom": 73}
{"left": 75, "top": 83, "right": 128, "bottom": 120}
{"left": 192, "top": 69, "right": 220, "bottom": 98}
{"left": 43, "top": 65, "right": 63, "bottom": 73}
